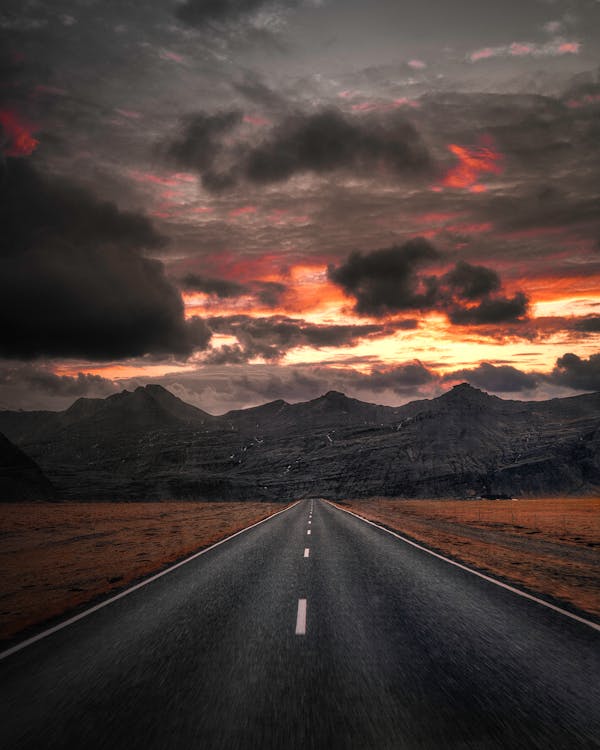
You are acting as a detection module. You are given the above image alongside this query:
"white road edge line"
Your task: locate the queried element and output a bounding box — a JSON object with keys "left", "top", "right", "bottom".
{"left": 0, "top": 501, "right": 302, "bottom": 662}
{"left": 295, "top": 598, "right": 307, "bottom": 635}
{"left": 328, "top": 501, "right": 600, "bottom": 633}
{"left": 304, "top": 548, "right": 310, "bottom": 558}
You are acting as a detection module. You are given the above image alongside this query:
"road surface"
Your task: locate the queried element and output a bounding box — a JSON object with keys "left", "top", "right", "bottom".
{"left": 1, "top": 499, "right": 599, "bottom": 749}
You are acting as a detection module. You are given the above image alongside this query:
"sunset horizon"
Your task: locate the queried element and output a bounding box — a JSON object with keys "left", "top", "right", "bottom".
{"left": 1, "top": 0, "right": 599, "bottom": 415}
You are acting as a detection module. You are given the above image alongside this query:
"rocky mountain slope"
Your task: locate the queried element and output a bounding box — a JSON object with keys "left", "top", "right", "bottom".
{"left": 0, "top": 432, "right": 56, "bottom": 501}
{"left": 0, "top": 383, "right": 599, "bottom": 500}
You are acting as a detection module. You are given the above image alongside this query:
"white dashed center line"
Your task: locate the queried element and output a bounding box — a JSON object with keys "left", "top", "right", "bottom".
{"left": 304, "top": 548, "right": 310, "bottom": 558}
{"left": 307, "top": 529, "right": 311, "bottom": 535}
{"left": 295, "top": 599, "right": 307, "bottom": 635}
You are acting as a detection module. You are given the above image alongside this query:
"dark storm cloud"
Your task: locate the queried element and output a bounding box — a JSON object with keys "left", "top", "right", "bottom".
{"left": 573, "top": 316, "right": 600, "bottom": 333}
{"left": 442, "top": 260, "right": 500, "bottom": 300}
{"left": 204, "top": 344, "right": 252, "bottom": 365}
{"left": 180, "top": 273, "right": 248, "bottom": 298}
{"left": 243, "top": 109, "right": 433, "bottom": 185}
{"left": 254, "top": 281, "right": 287, "bottom": 307}
{"left": 179, "top": 274, "right": 287, "bottom": 307}
{"left": 362, "top": 362, "right": 436, "bottom": 393}
{"left": 443, "top": 362, "right": 538, "bottom": 392}
{"left": 3, "top": 157, "right": 161, "bottom": 255}
{"left": 0, "top": 158, "right": 211, "bottom": 359}
{"left": 550, "top": 353, "right": 600, "bottom": 391}
{"left": 447, "top": 292, "right": 529, "bottom": 325}
{"left": 186, "top": 316, "right": 213, "bottom": 350}
{"left": 166, "top": 107, "right": 433, "bottom": 191}
{"left": 0, "top": 361, "right": 123, "bottom": 410}
{"left": 302, "top": 323, "right": 386, "bottom": 348}
{"left": 207, "top": 315, "right": 389, "bottom": 361}
{"left": 0, "top": 363, "right": 117, "bottom": 399}
{"left": 175, "top": 0, "right": 296, "bottom": 27}
{"left": 167, "top": 110, "right": 244, "bottom": 192}
{"left": 327, "top": 238, "right": 440, "bottom": 317}
{"left": 328, "top": 239, "right": 529, "bottom": 325}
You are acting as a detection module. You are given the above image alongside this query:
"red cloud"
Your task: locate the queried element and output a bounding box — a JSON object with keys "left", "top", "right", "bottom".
{"left": 229, "top": 205, "right": 257, "bottom": 217}
{"left": 0, "top": 110, "right": 39, "bottom": 156}
{"left": 566, "top": 93, "right": 600, "bottom": 108}
{"left": 243, "top": 114, "right": 271, "bottom": 127}
{"left": 509, "top": 42, "right": 534, "bottom": 56}
{"left": 557, "top": 42, "right": 580, "bottom": 54}
{"left": 469, "top": 39, "right": 580, "bottom": 62}
{"left": 129, "top": 170, "right": 195, "bottom": 186}
{"left": 441, "top": 138, "right": 503, "bottom": 191}
{"left": 350, "top": 98, "right": 419, "bottom": 113}
{"left": 469, "top": 47, "right": 496, "bottom": 62}
{"left": 159, "top": 49, "right": 185, "bottom": 64}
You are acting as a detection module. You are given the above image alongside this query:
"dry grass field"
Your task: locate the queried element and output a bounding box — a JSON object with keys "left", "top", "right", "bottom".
{"left": 0, "top": 502, "right": 289, "bottom": 642}
{"left": 339, "top": 497, "right": 600, "bottom": 619}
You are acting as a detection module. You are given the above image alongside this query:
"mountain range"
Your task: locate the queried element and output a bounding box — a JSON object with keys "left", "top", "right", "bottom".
{"left": 1, "top": 383, "right": 599, "bottom": 501}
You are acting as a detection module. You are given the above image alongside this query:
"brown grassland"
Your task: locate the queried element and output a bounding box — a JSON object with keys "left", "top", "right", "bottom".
{"left": 338, "top": 497, "right": 600, "bottom": 619}
{"left": 0, "top": 502, "right": 288, "bottom": 642}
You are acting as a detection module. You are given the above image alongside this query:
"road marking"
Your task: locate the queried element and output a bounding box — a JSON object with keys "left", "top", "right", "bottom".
{"left": 307, "top": 529, "right": 311, "bottom": 535}
{"left": 308, "top": 520, "right": 311, "bottom": 524}
{"left": 295, "top": 599, "right": 307, "bottom": 635}
{"left": 329, "top": 502, "right": 600, "bottom": 633}
{"left": 0, "top": 501, "right": 302, "bottom": 662}
{"left": 304, "top": 548, "right": 310, "bottom": 558}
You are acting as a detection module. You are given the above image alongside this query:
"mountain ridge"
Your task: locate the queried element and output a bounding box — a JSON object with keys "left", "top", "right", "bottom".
{"left": 1, "top": 383, "right": 599, "bottom": 501}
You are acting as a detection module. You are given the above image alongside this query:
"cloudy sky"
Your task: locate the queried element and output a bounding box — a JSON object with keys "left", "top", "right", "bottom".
{"left": 1, "top": 0, "right": 599, "bottom": 413}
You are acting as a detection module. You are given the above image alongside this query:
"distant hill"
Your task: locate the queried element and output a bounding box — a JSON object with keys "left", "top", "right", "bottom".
{"left": 0, "top": 432, "right": 55, "bottom": 501}
{"left": 0, "top": 383, "right": 599, "bottom": 501}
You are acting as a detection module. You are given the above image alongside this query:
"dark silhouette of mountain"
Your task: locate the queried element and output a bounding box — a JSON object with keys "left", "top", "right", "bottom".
{"left": 0, "top": 383, "right": 599, "bottom": 501}
{"left": 62, "top": 384, "right": 214, "bottom": 431}
{"left": 0, "top": 432, "right": 56, "bottom": 501}
{"left": 223, "top": 390, "right": 405, "bottom": 435}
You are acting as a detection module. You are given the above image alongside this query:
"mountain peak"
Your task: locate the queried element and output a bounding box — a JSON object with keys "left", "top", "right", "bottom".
{"left": 140, "top": 384, "right": 170, "bottom": 396}
{"left": 323, "top": 390, "right": 349, "bottom": 401}
{"left": 440, "top": 382, "right": 498, "bottom": 406}
{"left": 317, "top": 391, "right": 354, "bottom": 409}
{"left": 306, "top": 390, "right": 371, "bottom": 416}
{"left": 452, "top": 382, "right": 480, "bottom": 393}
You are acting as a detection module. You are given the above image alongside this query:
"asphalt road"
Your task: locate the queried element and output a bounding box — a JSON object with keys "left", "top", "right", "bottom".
{"left": 1, "top": 499, "right": 599, "bottom": 749}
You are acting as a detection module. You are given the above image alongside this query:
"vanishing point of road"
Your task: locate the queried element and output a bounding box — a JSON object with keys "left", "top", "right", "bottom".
{"left": 1, "top": 499, "right": 599, "bottom": 749}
